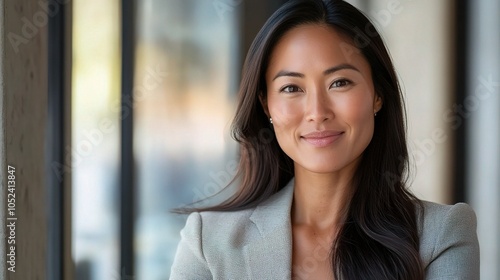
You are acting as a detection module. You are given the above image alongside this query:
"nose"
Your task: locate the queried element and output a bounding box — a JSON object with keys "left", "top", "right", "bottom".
{"left": 305, "top": 87, "right": 334, "bottom": 123}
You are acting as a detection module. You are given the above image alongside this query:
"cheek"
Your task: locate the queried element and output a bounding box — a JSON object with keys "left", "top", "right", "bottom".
{"left": 267, "top": 98, "right": 302, "bottom": 150}
{"left": 338, "top": 92, "right": 374, "bottom": 123}
{"left": 267, "top": 98, "right": 303, "bottom": 127}
{"left": 341, "top": 94, "right": 376, "bottom": 152}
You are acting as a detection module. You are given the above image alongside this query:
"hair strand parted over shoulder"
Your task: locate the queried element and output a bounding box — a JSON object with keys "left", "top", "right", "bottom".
{"left": 177, "top": 0, "right": 424, "bottom": 279}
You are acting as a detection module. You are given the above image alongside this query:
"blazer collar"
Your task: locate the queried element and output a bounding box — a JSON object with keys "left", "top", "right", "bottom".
{"left": 243, "top": 179, "right": 295, "bottom": 279}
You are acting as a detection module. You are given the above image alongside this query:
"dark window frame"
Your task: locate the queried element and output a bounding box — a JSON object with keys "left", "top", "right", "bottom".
{"left": 47, "top": 1, "right": 67, "bottom": 279}
{"left": 120, "top": 0, "right": 136, "bottom": 277}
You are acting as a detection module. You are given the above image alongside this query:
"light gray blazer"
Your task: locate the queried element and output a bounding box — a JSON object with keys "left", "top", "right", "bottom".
{"left": 170, "top": 179, "right": 480, "bottom": 279}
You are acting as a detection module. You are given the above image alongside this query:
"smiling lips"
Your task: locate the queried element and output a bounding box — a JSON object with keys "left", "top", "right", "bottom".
{"left": 301, "top": 130, "right": 344, "bottom": 147}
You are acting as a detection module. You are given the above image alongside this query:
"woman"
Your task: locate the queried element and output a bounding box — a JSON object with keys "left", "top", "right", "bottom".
{"left": 170, "top": 0, "right": 480, "bottom": 279}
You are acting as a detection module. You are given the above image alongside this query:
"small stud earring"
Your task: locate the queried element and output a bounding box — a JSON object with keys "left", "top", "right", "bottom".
{"left": 269, "top": 117, "right": 273, "bottom": 124}
{"left": 374, "top": 112, "right": 377, "bottom": 116}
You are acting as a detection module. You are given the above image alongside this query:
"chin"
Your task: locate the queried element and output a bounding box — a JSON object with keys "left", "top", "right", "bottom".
{"left": 293, "top": 152, "right": 361, "bottom": 175}
{"left": 299, "top": 161, "right": 349, "bottom": 174}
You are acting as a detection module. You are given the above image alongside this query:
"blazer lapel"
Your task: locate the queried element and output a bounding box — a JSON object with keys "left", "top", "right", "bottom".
{"left": 243, "top": 180, "right": 295, "bottom": 279}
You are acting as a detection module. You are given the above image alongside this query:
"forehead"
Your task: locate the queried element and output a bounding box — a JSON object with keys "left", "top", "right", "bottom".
{"left": 266, "top": 24, "right": 370, "bottom": 76}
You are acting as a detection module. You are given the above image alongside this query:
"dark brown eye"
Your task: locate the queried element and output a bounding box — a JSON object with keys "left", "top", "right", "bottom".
{"left": 281, "top": 85, "right": 301, "bottom": 93}
{"left": 330, "top": 79, "right": 351, "bottom": 88}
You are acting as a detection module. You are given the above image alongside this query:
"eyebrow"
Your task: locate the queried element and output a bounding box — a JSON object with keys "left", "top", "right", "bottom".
{"left": 272, "top": 63, "right": 360, "bottom": 81}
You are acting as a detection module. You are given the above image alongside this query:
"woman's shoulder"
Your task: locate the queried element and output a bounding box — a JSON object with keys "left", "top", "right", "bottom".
{"left": 419, "top": 200, "right": 476, "bottom": 219}
{"left": 182, "top": 207, "right": 256, "bottom": 239}
{"left": 418, "top": 200, "right": 477, "bottom": 240}
{"left": 171, "top": 207, "right": 262, "bottom": 279}
{"left": 181, "top": 182, "right": 295, "bottom": 246}
{"left": 186, "top": 180, "right": 295, "bottom": 234}
{"left": 417, "top": 200, "right": 480, "bottom": 276}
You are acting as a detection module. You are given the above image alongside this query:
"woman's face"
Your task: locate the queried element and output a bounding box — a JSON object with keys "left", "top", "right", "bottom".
{"left": 264, "top": 24, "right": 382, "bottom": 175}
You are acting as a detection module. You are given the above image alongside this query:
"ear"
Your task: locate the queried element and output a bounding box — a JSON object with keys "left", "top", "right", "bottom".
{"left": 374, "top": 94, "right": 383, "bottom": 114}
{"left": 259, "top": 92, "right": 270, "bottom": 117}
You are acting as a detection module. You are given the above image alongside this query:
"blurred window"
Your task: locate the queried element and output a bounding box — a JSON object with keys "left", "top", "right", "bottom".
{"left": 134, "top": 1, "right": 240, "bottom": 278}
{"left": 72, "top": 0, "right": 121, "bottom": 279}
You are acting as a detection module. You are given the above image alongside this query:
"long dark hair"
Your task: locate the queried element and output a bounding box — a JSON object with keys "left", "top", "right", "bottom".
{"left": 180, "top": 0, "right": 424, "bottom": 279}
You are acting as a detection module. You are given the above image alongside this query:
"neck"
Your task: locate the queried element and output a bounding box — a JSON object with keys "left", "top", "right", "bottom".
{"left": 291, "top": 163, "right": 357, "bottom": 231}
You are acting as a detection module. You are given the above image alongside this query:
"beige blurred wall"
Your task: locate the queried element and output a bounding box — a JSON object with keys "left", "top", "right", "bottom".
{"left": 361, "top": 0, "right": 454, "bottom": 203}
